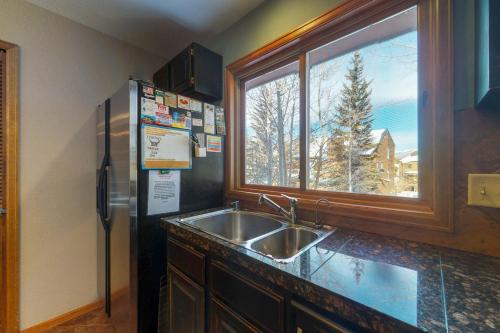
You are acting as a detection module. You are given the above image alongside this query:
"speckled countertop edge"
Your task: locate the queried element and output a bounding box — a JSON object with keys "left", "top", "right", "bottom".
{"left": 160, "top": 209, "right": 500, "bottom": 333}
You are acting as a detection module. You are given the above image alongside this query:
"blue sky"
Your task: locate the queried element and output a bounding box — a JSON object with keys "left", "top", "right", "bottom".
{"left": 246, "top": 30, "right": 419, "bottom": 152}
{"left": 323, "top": 31, "right": 419, "bottom": 151}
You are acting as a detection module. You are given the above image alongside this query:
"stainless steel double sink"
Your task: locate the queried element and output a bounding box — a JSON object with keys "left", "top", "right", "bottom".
{"left": 176, "top": 209, "right": 334, "bottom": 263}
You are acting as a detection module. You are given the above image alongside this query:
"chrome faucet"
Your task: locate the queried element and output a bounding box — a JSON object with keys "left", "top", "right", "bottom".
{"left": 314, "top": 198, "right": 331, "bottom": 229}
{"left": 258, "top": 193, "right": 298, "bottom": 225}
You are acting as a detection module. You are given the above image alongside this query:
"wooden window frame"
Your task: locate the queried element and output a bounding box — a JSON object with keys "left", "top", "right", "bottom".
{"left": 225, "top": 0, "right": 453, "bottom": 231}
{"left": 0, "top": 40, "right": 20, "bottom": 333}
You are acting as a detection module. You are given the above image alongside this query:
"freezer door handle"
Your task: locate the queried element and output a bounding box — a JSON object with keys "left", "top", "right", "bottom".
{"left": 104, "top": 165, "right": 111, "bottom": 222}
{"left": 97, "top": 157, "right": 110, "bottom": 230}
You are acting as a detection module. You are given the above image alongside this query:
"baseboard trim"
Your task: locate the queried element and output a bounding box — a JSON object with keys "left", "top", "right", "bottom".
{"left": 21, "top": 300, "right": 104, "bottom": 333}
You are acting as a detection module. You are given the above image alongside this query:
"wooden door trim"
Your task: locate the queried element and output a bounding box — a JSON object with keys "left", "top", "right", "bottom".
{"left": 0, "top": 39, "right": 20, "bottom": 333}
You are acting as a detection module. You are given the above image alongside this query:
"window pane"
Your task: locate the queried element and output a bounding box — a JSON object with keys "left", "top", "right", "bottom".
{"left": 307, "top": 7, "right": 418, "bottom": 197}
{"left": 245, "top": 61, "right": 300, "bottom": 187}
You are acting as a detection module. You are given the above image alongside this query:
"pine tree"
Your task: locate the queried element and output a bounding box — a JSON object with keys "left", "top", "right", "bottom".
{"left": 330, "top": 51, "right": 378, "bottom": 193}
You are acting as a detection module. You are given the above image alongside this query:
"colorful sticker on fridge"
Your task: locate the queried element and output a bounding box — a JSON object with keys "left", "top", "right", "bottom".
{"left": 190, "top": 99, "right": 202, "bottom": 112}
{"left": 204, "top": 103, "right": 215, "bottom": 134}
{"left": 172, "top": 111, "right": 191, "bottom": 130}
{"left": 141, "top": 97, "right": 157, "bottom": 123}
{"left": 155, "top": 104, "right": 172, "bottom": 126}
{"left": 192, "top": 118, "right": 203, "bottom": 127}
{"left": 155, "top": 90, "right": 165, "bottom": 105}
{"left": 215, "top": 106, "right": 226, "bottom": 135}
{"left": 142, "top": 85, "right": 154, "bottom": 98}
{"left": 207, "top": 135, "right": 222, "bottom": 153}
{"left": 164, "top": 92, "right": 177, "bottom": 108}
{"left": 177, "top": 95, "right": 191, "bottom": 110}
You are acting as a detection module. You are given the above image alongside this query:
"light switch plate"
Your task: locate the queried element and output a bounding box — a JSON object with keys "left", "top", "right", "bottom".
{"left": 467, "top": 174, "right": 500, "bottom": 208}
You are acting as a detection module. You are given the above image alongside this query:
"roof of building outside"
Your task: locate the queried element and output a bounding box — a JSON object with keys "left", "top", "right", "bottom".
{"left": 365, "top": 129, "right": 388, "bottom": 155}
{"left": 395, "top": 149, "right": 418, "bottom": 160}
{"left": 401, "top": 155, "right": 418, "bottom": 164}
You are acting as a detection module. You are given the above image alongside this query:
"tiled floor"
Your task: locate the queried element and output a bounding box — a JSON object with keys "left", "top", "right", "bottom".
{"left": 44, "top": 307, "right": 116, "bottom": 333}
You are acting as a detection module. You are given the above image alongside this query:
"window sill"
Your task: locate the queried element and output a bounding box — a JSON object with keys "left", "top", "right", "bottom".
{"left": 227, "top": 187, "right": 453, "bottom": 232}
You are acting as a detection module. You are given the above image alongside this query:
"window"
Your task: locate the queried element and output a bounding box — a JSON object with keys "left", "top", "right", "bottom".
{"left": 227, "top": 0, "right": 453, "bottom": 230}
{"left": 244, "top": 61, "right": 300, "bottom": 187}
{"left": 307, "top": 7, "right": 417, "bottom": 197}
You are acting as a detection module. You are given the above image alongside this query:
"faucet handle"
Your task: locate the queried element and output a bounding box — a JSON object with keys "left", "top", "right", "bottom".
{"left": 258, "top": 193, "right": 266, "bottom": 206}
{"left": 281, "top": 194, "right": 298, "bottom": 205}
{"left": 230, "top": 200, "right": 240, "bottom": 211}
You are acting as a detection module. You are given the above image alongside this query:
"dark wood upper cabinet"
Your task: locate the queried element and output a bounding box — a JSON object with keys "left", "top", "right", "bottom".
{"left": 167, "top": 264, "right": 205, "bottom": 333}
{"left": 476, "top": 0, "right": 500, "bottom": 109}
{"left": 154, "top": 43, "right": 223, "bottom": 102}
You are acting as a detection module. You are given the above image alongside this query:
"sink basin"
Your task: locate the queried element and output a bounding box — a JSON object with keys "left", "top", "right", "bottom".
{"left": 182, "top": 211, "right": 284, "bottom": 244}
{"left": 250, "top": 227, "right": 325, "bottom": 262}
{"left": 177, "top": 209, "right": 335, "bottom": 263}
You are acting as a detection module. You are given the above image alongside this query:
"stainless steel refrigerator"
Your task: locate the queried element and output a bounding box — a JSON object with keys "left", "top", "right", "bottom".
{"left": 96, "top": 80, "right": 224, "bottom": 332}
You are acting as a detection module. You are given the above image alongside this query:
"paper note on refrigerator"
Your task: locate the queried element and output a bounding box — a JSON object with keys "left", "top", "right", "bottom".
{"left": 147, "top": 170, "right": 180, "bottom": 215}
{"left": 204, "top": 103, "right": 215, "bottom": 134}
{"left": 215, "top": 106, "right": 226, "bottom": 135}
{"left": 164, "top": 92, "right": 177, "bottom": 108}
{"left": 192, "top": 118, "right": 203, "bottom": 127}
{"left": 141, "top": 97, "right": 157, "bottom": 123}
{"left": 190, "top": 99, "right": 202, "bottom": 112}
{"left": 177, "top": 95, "right": 191, "bottom": 110}
{"left": 142, "top": 124, "right": 191, "bottom": 169}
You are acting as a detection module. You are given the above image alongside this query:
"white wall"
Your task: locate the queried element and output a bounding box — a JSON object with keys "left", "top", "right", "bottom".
{"left": 0, "top": 0, "right": 165, "bottom": 329}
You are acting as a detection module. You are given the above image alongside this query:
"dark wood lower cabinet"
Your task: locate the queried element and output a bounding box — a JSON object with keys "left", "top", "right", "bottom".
{"left": 209, "top": 297, "right": 262, "bottom": 333}
{"left": 209, "top": 261, "right": 284, "bottom": 333}
{"left": 290, "top": 301, "right": 354, "bottom": 333}
{"left": 167, "top": 264, "right": 205, "bottom": 333}
{"left": 165, "top": 235, "right": 363, "bottom": 333}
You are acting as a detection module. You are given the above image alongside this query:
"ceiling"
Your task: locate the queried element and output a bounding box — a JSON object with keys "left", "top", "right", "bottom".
{"left": 26, "top": 0, "right": 265, "bottom": 58}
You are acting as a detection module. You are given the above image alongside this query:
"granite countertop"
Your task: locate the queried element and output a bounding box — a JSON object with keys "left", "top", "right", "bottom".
{"left": 161, "top": 209, "right": 500, "bottom": 333}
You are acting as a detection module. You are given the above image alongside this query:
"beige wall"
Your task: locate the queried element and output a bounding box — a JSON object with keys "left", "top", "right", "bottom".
{"left": 207, "top": 0, "right": 343, "bottom": 67}
{"left": 0, "top": 0, "right": 165, "bottom": 329}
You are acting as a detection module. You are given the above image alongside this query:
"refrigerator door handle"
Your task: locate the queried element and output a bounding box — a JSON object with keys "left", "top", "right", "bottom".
{"left": 97, "top": 158, "right": 106, "bottom": 228}
{"left": 97, "top": 157, "right": 110, "bottom": 229}
{"left": 104, "top": 165, "right": 111, "bottom": 222}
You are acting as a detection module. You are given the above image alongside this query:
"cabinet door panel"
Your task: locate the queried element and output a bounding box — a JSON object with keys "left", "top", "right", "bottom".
{"left": 209, "top": 298, "right": 262, "bottom": 333}
{"left": 168, "top": 264, "right": 205, "bottom": 333}
{"left": 167, "top": 237, "right": 206, "bottom": 285}
{"left": 209, "top": 261, "right": 284, "bottom": 333}
{"left": 169, "top": 47, "right": 192, "bottom": 93}
{"left": 291, "top": 301, "right": 355, "bottom": 333}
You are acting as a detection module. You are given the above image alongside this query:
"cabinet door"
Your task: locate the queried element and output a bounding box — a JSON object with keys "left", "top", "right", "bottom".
{"left": 290, "top": 301, "right": 355, "bottom": 333}
{"left": 169, "top": 47, "right": 192, "bottom": 93}
{"left": 209, "top": 261, "right": 284, "bottom": 332}
{"left": 210, "top": 298, "right": 262, "bottom": 333}
{"left": 168, "top": 264, "right": 205, "bottom": 333}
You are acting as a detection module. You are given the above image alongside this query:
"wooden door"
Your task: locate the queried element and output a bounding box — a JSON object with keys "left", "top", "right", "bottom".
{"left": 0, "top": 40, "right": 20, "bottom": 333}
{"left": 167, "top": 264, "right": 205, "bottom": 333}
{"left": 0, "top": 48, "right": 5, "bottom": 333}
{"left": 209, "top": 297, "right": 261, "bottom": 333}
